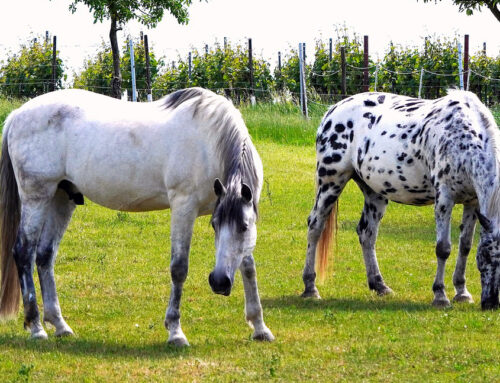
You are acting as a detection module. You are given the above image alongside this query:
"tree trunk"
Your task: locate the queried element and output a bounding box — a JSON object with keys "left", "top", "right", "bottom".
{"left": 487, "top": 2, "right": 500, "bottom": 23}
{"left": 109, "top": 15, "right": 122, "bottom": 99}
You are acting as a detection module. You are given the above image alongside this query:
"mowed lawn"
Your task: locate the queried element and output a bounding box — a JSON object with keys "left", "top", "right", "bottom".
{"left": 0, "top": 100, "right": 499, "bottom": 382}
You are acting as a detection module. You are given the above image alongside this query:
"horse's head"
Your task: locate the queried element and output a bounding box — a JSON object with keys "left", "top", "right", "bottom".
{"left": 209, "top": 178, "right": 257, "bottom": 296}
{"left": 476, "top": 211, "right": 500, "bottom": 310}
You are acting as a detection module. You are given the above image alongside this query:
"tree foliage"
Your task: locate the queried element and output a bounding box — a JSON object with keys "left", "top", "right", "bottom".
{"left": 65, "top": 0, "right": 199, "bottom": 98}
{"left": 68, "top": 0, "right": 194, "bottom": 27}
{"left": 418, "top": 1, "right": 500, "bottom": 22}
{"left": 0, "top": 36, "right": 65, "bottom": 98}
{"left": 152, "top": 41, "right": 273, "bottom": 101}
{"left": 73, "top": 38, "right": 161, "bottom": 100}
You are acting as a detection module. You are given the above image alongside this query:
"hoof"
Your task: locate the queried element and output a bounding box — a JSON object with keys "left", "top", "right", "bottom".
{"left": 253, "top": 328, "right": 275, "bottom": 342}
{"left": 31, "top": 329, "right": 48, "bottom": 340}
{"left": 55, "top": 328, "right": 75, "bottom": 337}
{"left": 168, "top": 335, "right": 190, "bottom": 347}
{"left": 432, "top": 298, "right": 451, "bottom": 308}
{"left": 376, "top": 286, "right": 394, "bottom": 296}
{"left": 301, "top": 288, "right": 321, "bottom": 299}
{"left": 453, "top": 293, "right": 474, "bottom": 304}
{"left": 481, "top": 300, "right": 499, "bottom": 310}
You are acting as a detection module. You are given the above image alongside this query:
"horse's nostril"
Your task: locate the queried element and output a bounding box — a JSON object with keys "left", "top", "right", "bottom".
{"left": 209, "top": 271, "right": 232, "bottom": 295}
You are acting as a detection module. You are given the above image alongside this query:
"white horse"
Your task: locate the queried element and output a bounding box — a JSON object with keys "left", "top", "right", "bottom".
{"left": 303, "top": 90, "right": 500, "bottom": 310}
{"left": 0, "top": 87, "right": 274, "bottom": 346}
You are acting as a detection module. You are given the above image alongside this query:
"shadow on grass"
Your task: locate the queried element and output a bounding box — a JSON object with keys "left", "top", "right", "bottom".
{"left": 261, "top": 295, "right": 434, "bottom": 312}
{"left": 0, "top": 333, "right": 194, "bottom": 359}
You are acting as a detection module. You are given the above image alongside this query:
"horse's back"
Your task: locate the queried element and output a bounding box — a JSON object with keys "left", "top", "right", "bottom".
{"left": 5, "top": 89, "right": 242, "bottom": 213}
{"left": 317, "top": 91, "right": 492, "bottom": 206}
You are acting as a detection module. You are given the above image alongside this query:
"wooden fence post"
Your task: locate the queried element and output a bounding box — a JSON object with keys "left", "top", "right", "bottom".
{"left": 188, "top": 52, "right": 192, "bottom": 84}
{"left": 363, "top": 35, "right": 369, "bottom": 92}
{"left": 329, "top": 38, "right": 333, "bottom": 62}
{"left": 464, "top": 34, "right": 469, "bottom": 91}
{"left": 341, "top": 46, "right": 347, "bottom": 99}
{"left": 144, "top": 34, "right": 152, "bottom": 101}
{"left": 51, "top": 36, "right": 57, "bottom": 92}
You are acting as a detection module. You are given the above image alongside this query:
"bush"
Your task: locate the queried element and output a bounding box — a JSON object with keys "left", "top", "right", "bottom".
{"left": 0, "top": 36, "right": 65, "bottom": 98}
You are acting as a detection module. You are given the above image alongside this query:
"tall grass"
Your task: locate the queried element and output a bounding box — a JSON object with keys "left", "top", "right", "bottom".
{"left": 0, "top": 98, "right": 22, "bottom": 132}
{"left": 240, "top": 102, "right": 326, "bottom": 145}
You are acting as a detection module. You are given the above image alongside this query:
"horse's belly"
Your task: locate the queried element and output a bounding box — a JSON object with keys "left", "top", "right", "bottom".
{"left": 357, "top": 152, "right": 435, "bottom": 205}
{"left": 77, "top": 182, "right": 170, "bottom": 212}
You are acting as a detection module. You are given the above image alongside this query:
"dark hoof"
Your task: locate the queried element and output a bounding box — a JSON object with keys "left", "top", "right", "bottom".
{"left": 168, "top": 336, "right": 190, "bottom": 347}
{"left": 432, "top": 298, "right": 451, "bottom": 308}
{"left": 376, "top": 286, "right": 394, "bottom": 296}
{"left": 301, "top": 288, "right": 321, "bottom": 299}
{"left": 252, "top": 329, "right": 275, "bottom": 342}
{"left": 481, "top": 300, "right": 499, "bottom": 310}
{"left": 453, "top": 293, "right": 474, "bottom": 304}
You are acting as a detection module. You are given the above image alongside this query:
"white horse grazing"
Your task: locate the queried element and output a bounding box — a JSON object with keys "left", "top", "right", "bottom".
{"left": 0, "top": 87, "right": 274, "bottom": 346}
{"left": 303, "top": 90, "right": 500, "bottom": 310}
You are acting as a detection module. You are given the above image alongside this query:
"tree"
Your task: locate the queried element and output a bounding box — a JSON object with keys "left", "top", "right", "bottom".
{"left": 419, "top": 1, "right": 500, "bottom": 22}
{"left": 66, "top": 0, "right": 199, "bottom": 98}
{"left": 0, "top": 36, "right": 65, "bottom": 98}
{"left": 73, "top": 38, "right": 161, "bottom": 100}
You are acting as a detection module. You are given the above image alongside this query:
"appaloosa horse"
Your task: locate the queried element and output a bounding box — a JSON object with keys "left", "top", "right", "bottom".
{"left": 0, "top": 87, "right": 274, "bottom": 346}
{"left": 303, "top": 90, "right": 500, "bottom": 310}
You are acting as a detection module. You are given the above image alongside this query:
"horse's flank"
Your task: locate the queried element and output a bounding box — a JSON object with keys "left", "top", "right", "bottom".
{"left": 6, "top": 88, "right": 259, "bottom": 215}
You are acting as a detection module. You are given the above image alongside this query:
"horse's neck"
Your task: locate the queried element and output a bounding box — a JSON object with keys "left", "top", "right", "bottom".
{"left": 473, "top": 154, "right": 500, "bottom": 219}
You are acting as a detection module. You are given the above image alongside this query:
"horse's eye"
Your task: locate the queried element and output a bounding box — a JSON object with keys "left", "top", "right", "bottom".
{"left": 240, "top": 223, "right": 248, "bottom": 233}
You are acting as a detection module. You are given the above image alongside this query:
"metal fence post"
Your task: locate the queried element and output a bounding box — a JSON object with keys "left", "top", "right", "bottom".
{"left": 458, "top": 41, "right": 464, "bottom": 90}
{"left": 129, "top": 39, "right": 137, "bottom": 101}
{"left": 299, "top": 43, "right": 308, "bottom": 118}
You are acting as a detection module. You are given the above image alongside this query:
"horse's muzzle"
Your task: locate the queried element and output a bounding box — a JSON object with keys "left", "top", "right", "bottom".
{"left": 208, "top": 271, "right": 232, "bottom": 296}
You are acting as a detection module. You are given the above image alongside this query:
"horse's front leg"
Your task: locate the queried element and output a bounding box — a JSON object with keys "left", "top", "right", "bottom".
{"left": 239, "top": 255, "right": 274, "bottom": 341}
{"left": 433, "top": 187, "right": 454, "bottom": 307}
{"left": 452, "top": 204, "right": 476, "bottom": 303}
{"left": 164, "top": 202, "right": 197, "bottom": 347}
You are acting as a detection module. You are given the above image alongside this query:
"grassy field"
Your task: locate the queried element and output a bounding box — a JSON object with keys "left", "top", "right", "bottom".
{"left": 0, "top": 98, "right": 499, "bottom": 382}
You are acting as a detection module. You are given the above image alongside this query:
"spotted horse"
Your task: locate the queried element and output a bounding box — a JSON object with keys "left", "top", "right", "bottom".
{"left": 302, "top": 90, "right": 500, "bottom": 310}
{"left": 0, "top": 87, "right": 274, "bottom": 345}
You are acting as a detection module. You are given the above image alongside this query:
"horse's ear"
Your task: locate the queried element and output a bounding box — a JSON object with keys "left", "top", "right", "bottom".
{"left": 214, "top": 179, "right": 226, "bottom": 197}
{"left": 476, "top": 210, "right": 493, "bottom": 233}
{"left": 241, "top": 183, "right": 253, "bottom": 204}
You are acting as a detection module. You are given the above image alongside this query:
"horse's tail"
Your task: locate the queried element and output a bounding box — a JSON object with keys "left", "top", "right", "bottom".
{"left": 0, "top": 114, "right": 21, "bottom": 319}
{"left": 316, "top": 200, "right": 338, "bottom": 283}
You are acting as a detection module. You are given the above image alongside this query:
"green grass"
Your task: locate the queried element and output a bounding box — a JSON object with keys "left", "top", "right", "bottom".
{"left": 0, "top": 98, "right": 499, "bottom": 382}
{"left": 0, "top": 98, "right": 23, "bottom": 129}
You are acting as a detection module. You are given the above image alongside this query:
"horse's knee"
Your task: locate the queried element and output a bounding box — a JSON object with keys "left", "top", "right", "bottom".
{"left": 356, "top": 213, "right": 368, "bottom": 236}
{"left": 436, "top": 241, "right": 451, "bottom": 260}
{"left": 459, "top": 240, "right": 472, "bottom": 257}
{"left": 240, "top": 256, "right": 256, "bottom": 279}
{"left": 170, "top": 257, "right": 188, "bottom": 284}
{"left": 35, "top": 245, "right": 54, "bottom": 269}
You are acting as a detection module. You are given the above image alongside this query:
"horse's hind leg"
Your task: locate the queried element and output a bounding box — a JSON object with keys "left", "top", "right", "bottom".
{"left": 432, "top": 186, "right": 454, "bottom": 307}
{"left": 355, "top": 179, "right": 392, "bottom": 296}
{"left": 164, "top": 198, "right": 197, "bottom": 347}
{"left": 302, "top": 170, "right": 351, "bottom": 298}
{"left": 13, "top": 199, "right": 52, "bottom": 339}
{"left": 36, "top": 189, "right": 76, "bottom": 336}
{"left": 452, "top": 204, "right": 476, "bottom": 303}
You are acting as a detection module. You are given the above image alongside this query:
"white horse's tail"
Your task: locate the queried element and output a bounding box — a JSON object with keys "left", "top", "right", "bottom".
{"left": 0, "top": 113, "right": 21, "bottom": 319}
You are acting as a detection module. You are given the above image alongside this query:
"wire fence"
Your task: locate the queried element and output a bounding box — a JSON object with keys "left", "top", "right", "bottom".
{"left": 1, "top": 34, "right": 500, "bottom": 109}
